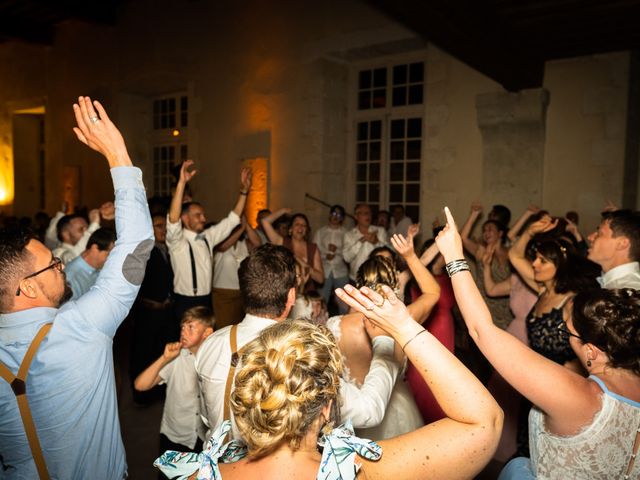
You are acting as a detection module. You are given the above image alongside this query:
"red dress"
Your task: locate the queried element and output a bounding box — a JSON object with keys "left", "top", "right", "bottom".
{"left": 405, "top": 273, "right": 455, "bottom": 424}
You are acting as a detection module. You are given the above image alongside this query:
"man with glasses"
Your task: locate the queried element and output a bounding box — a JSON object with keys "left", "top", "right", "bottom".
{"left": 314, "top": 205, "right": 349, "bottom": 314}
{"left": 0, "top": 96, "right": 153, "bottom": 479}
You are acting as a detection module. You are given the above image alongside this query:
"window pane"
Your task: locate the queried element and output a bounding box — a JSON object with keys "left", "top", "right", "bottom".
{"left": 373, "top": 68, "right": 387, "bottom": 87}
{"left": 393, "top": 64, "right": 407, "bottom": 85}
{"left": 357, "top": 184, "right": 366, "bottom": 202}
{"left": 370, "top": 120, "right": 382, "bottom": 140}
{"left": 389, "top": 184, "right": 403, "bottom": 203}
{"left": 406, "top": 162, "right": 420, "bottom": 181}
{"left": 406, "top": 205, "right": 419, "bottom": 223}
{"left": 357, "top": 143, "right": 368, "bottom": 162}
{"left": 392, "top": 86, "right": 406, "bottom": 107}
{"left": 407, "top": 140, "right": 421, "bottom": 160}
{"left": 357, "top": 164, "right": 367, "bottom": 181}
{"left": 369, "top": 162, "right": 380, "bottom": 181}
{"left": 406, "top": 184, "right": 420, "bottom": 202}
{"left": 408, "top": 84, "right": 423, "bottom": 104}
{"left": 407, "top": 118, "right": 422, "bottom": 138}
{"left": 358, "top": 91, "right": 371, "bottom": 110}
{"left": 409, "top": 62, "right": 424, "bottom": 83}
{"left": 357, "top": 122, "right": 368, "bottom": 141}
{"left": 372, "top": 89, "right": 386, "bottom": 108}
{"left": 390, "top": 141, "right": 404, "bottom": 160}
{"left": 368, "top": 184, "right": 380, "bottom": 202}
{"left": 390, "top": 162, "right": 404, "bottom": 181}
{"left": 161, "top": 115, "right": 167, "bottom": 129}
{"left": 180, "top": 145, "right": 188, "bottom": 160}
{"left": 359, "top": 70, "right": 371, "bottom": 89}
{"left": 168, "top": 98, "right": 176, "bottom": 113}
{"left": 181, "top": 96, "right": 188, "bottom": 111}
{"left": 168, "top": 114, "right": 176, "bottom": 128}
{"left": 181, "top": 111, "right": 188, "bottom": 127}
{"left": 369, "top": 141, "right": 381, "bottom": 161}
{"left": 390, "top": 119, "right": 405, "bottom": 139}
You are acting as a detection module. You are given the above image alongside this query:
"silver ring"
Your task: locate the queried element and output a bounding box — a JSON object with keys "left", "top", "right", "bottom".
{"left": 89, "top": 116, "right": 99, "bottom": 124}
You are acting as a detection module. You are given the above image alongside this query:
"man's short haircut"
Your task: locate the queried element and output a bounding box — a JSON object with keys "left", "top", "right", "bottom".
{"left": 354, "top": 203, "right": 370, "bottom": 214}
{"left": 238, "top": 244, "right": 296, "bottom": 318}
{"left": 602, "top": 209, "right": 640, "bottom": 261}
{"left": 56, "top": 214, "right": 83, "bottom": 242}
{"left": 391, "top": 205, "right": 404, "bottom": 214}
{"left": 181, "top": 306, "right": 215, "bottom": 329}
{"left": 0, "top": 228, "right": 35, "bottom": 313}
{"left": 180, "top": 201, "right": 202, "bottom": 217}
{"left": 87, "top": 228, "right": 116, "bottom": 251}
{"left": 330, "top": 205, "right": 345, "bottom": 218}
{"left": 490, "top": 205, "right": 511, "bottom": 227}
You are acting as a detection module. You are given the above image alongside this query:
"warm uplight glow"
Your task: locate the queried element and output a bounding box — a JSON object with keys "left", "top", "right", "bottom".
{"left": 243, "top": 157, "right": 269, "bottom": 228}
{"left": 0, "top": 146, "right": 15, "bottom": 207}
{"left": 172, "top": 129, "right": 180, "bottom": 137}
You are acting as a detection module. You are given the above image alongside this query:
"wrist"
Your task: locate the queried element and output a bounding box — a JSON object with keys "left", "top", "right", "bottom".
{"left": 395, "top": 319, "right": 424, "bottom": 345}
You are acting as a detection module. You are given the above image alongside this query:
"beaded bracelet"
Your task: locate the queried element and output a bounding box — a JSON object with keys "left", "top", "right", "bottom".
{"left": 445, "top": 259, "right": 470, "bottom": 277}
{"left": 401, "top": 329, "right": 427, "bottom": 351}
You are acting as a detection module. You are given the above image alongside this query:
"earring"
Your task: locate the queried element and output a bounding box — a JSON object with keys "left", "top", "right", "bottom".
{"left": 587, "top": 360, "right": 592, "bottom": 368}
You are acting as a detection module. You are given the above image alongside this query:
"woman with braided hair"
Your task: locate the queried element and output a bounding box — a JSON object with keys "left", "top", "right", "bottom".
{"left": 155, "top": 291, "right": 503, "bottom": 479}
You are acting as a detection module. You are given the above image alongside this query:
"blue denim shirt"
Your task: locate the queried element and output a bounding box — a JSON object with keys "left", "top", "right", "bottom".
{"left": 0, "top": 167, "right": 153, "bottom": 480}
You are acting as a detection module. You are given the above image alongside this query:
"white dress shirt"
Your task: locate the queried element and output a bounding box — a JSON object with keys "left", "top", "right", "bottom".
{"left": 195, "top": 314, "right": 399, "bottom": 439}
{"left": 47, "top": 211, "right": 100, "bottom": 264}
{"left": 342, "top": 225, "right": 388, "bottom": 280}
{"left": 213, "top": 240, "right": 249, "bottom": 290}
{"left": 599, "top": 262, "right": 640, "bottom": 290}
{"left": 314, "top": 225, "right": 349, "bottom": 279}
{"left": 166, "top": 211, "right": 240, "bottom": 296}
{"left": 159, "top": 349, "right": 207, "bottom": 448}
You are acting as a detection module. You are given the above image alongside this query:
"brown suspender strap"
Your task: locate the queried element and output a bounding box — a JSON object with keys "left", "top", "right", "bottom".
{"left": 222, "top": 324, "right": 239, "bottom": 423}
{"left": 0, "top": 322, "right": 52, "bottom": 480}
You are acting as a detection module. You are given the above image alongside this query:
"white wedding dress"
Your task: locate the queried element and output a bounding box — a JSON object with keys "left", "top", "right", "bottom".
{"left": 327, "top": 315, "right": 424, "bottom": 440}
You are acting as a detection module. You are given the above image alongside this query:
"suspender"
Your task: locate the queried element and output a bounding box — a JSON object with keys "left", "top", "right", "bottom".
{"left": 188, "top": 237, "right": 211, "bottom": 295}
{"left": 0, "top": 323, "right": 53, "bottom": 480}
{"left": 223, "top": 324, "right": 239, "bottom": 423}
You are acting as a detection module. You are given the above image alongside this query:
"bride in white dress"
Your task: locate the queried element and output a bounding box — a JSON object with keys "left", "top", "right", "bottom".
{"left": 327, "top": 231, "right": 441, "bottom": 439}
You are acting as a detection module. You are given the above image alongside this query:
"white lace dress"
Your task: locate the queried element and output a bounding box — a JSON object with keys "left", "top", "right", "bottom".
{"left": 529, "top": 375, "right": 640, "bottom": 479}
{"left": 326, "top": 316, "right": 424, "bottom": 440}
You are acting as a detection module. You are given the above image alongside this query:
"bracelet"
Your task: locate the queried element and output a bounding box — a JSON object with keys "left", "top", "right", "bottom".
{"left": 445, "top": 259, "right": 469, "bottom": 277}
{"left": 402, "top": 329, "right": 427, "bottom": 351}
{"left": 240, "top": 191, "right": 249, "bottom": 196}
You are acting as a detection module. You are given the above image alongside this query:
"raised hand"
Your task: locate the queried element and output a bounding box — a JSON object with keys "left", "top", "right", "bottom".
{"left": 435, "top": 206, "right": 464, "bottom": 263}
{"left": 391, "top": 233, "right": 415, "bottom": 259}
{"left": 482, "top": 243, "right": 495, "bottom": 267}
{"left": 470, "top": 201, "right": 483, "bottom": 214}
{"left": 407, "top": 223, "right": 420, "bottom": 239}
{"left": 240, "top": 167, "right": 252, "bottom": 192}
{"left": 603, "top": 199, "right": 618, "bottom": 213}
{"left": 162, "top": 342, "right": 181, "bottom": 361}
{"left": 527, "top": 214, "right": 558, "bottom": 235}
{"left": 335, "top": 284, "right": 415, "bottom": 339}
{"left": 526, "top": 204, "right": 541, "bottom": 215}
{"left": 179, "top": 160, "right": 197, "bottom": 185}
{"left": 72, "top": 96, "right": 130, "bottom": 167}
{"left": 89, "top": 208, "right": 101, "bottom": 225}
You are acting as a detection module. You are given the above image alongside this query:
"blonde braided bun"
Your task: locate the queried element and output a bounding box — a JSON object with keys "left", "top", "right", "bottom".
{"left": 356, "top": 255, "right": 399, "bottom": 295}
{"left": 231, "top": 320, "right": 343, "bottom": 458}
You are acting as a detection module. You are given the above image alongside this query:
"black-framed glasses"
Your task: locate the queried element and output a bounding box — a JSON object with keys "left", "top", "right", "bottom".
{"left": 15, "top": 257, "right": 63, "bottom": 296}
{"left": 557, "top": 322, "right": 584, "bottom": 342}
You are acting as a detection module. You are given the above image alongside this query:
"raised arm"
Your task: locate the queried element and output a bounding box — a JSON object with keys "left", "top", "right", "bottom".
{"left": 481, "top": 244, "right": 511, "bottom": 297}
{"left": 231, "top": 167, "right": 252, "bottom": 218}
{"left": 260, "top": 208, "right": 290, "bottom": 246}
{"left": 72, "top": 96, "right": 154, "bottom": 337}
{"left": 435, "top": 207, "right": 597, "bottom": 433}
{"left": 391, "top": 229, "right": 440, "bottom": 324}
{"left": 336, "top": 283, "right": 503, "bottom": 480}
{"left": 459, "top": 201, "right": 483, "bottom": 259}
{"left": 134, "top": 342, "right": 181, "bottom": 391}
{"left": 507, "top": 205, "right": 539, "bottom": 241}
{"left": 169, "top": 160, "right": 197, "bottom": 224}
{"left": 215, "top": 224, "right": 245, "bottom": 253}
{"left": 242, "top": 216, "right": 262, "bottom": 250}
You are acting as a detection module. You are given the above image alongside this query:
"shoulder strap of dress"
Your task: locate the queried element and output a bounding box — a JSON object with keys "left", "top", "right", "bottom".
{"left": 588, "top": 374, "right": 609, "bottom": 393}
{"left": 0, "top": 322, "right": 53, "bottom": 480}
{"left": 223, "top": 324, "right": 239, "bottom": 423}
{"left": 557, "top": 294, "right": 572, "bottom": 308}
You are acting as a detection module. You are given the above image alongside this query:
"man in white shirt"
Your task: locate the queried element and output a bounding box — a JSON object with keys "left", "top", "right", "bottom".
{"left": 166, "top": 160, "right": 252, "bottom": 331}
{"left": 314, "top": 205, "right": 349, "bottom": 314}
{"left": 65, "top": 228, "right": 116, "bottom": 299}
{"left": 196, "top": 243, "right": 400, "bottom": 439}
{"left": 389, "top": 205, "right": 412, "bottom": 238}
{"left": 588, "top": 209, "right": 640, "bottom": 290}
{"left": 343, "top": 204, "right": 388, "bottom": 282}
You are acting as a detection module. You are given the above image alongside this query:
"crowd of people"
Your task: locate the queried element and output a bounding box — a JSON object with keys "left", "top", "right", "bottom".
{"left": 0, "top": 96, "right": 639, "bottom": 480}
